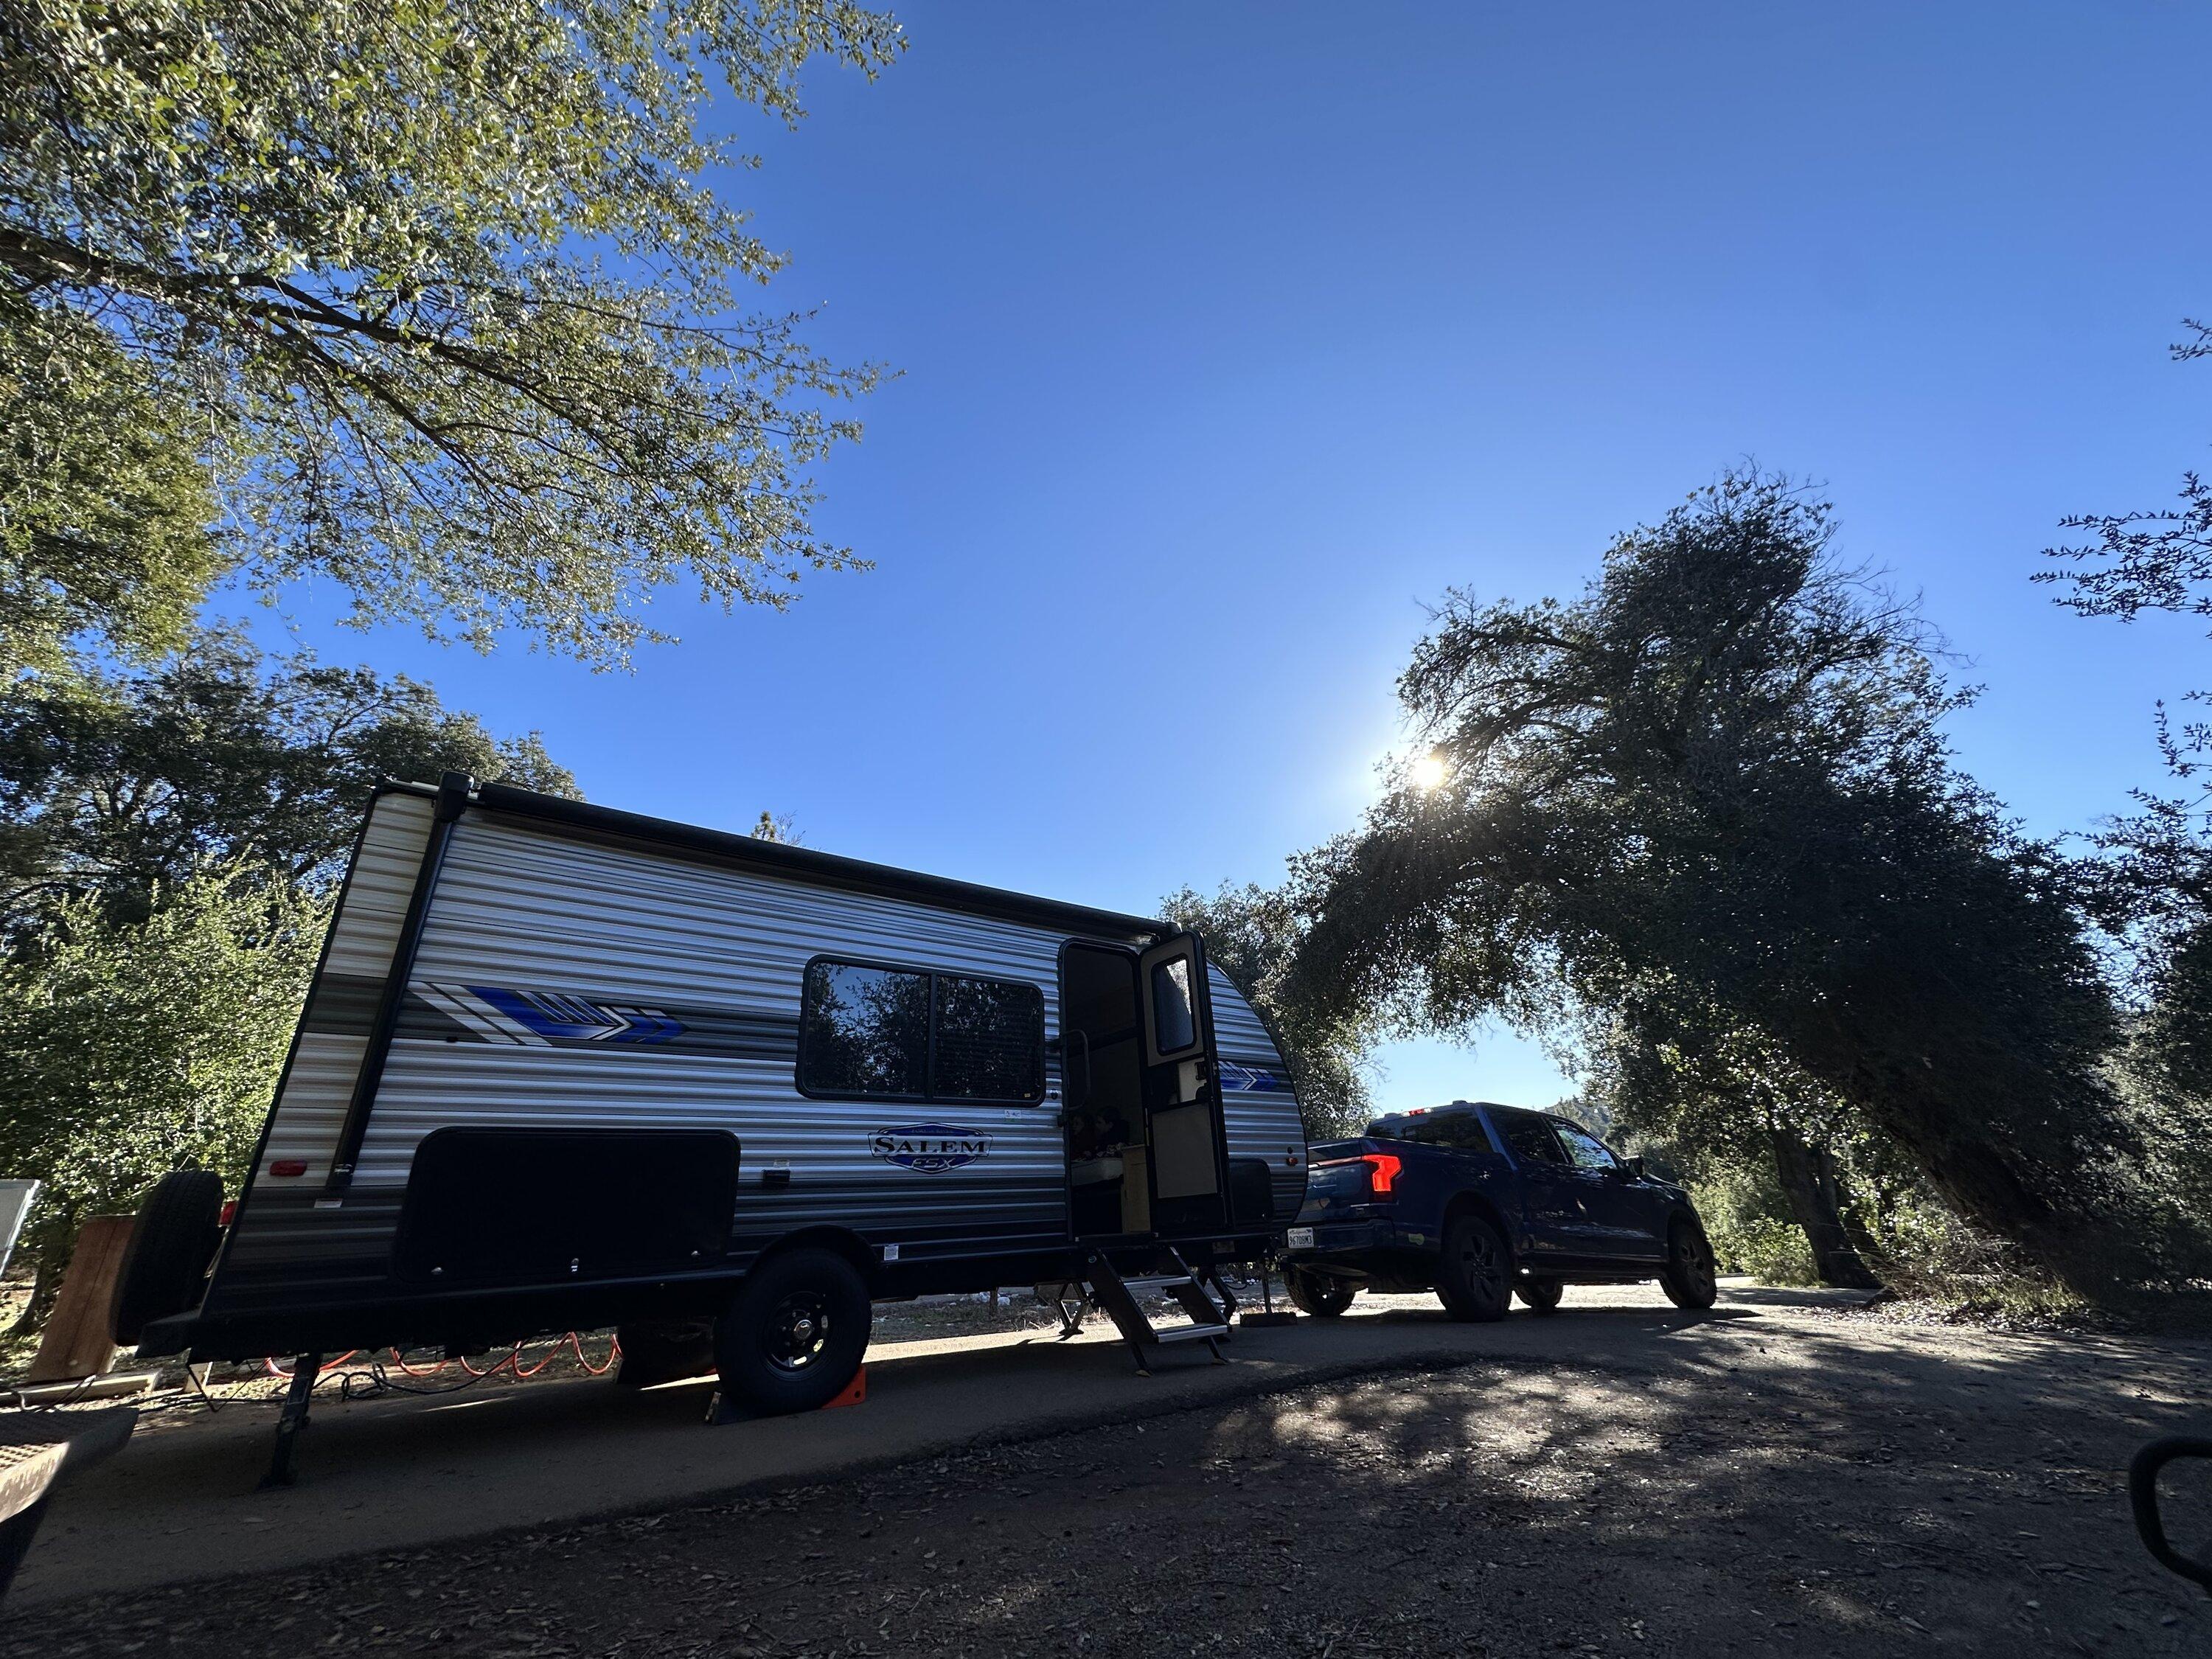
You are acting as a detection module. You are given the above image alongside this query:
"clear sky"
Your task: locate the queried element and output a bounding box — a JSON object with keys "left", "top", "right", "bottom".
{"left": 244, "top": 3, "right": 2212, "bottom": 1113}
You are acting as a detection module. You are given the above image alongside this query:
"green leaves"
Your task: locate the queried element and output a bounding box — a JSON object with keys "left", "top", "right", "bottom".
{"left": 0, "top": 866, "right": 326, "bottom": 1304}
{"left": 0, "top": 302, "right": 227, "bottom": 672}
{"left": 1, "top": 0, "right": 902, "bottom": 665}
{"left": 0, "top": 628, "right": 579, "bottom": 936}
{"left": 1291, "top": 470, "right": 2157, "bottom": 1297}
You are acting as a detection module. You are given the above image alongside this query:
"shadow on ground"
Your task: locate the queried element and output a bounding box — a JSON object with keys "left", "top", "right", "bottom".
{"left": 3, "top": 1288, "right": 2204, "bottom": 1658}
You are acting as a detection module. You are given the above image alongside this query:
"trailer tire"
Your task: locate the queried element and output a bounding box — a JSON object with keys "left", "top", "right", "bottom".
{"left": 110, "top": 1169, "right": 224, "bottom": 1345}
{"left": 714, "top": 1249, "right": 872, "bottom": 1416}
{"left": 1284, "top": 1265, "right": 1355, "bottom": 1318}
{"left": 1435, "top": 1214, "right": 1511, "bottom": 1323}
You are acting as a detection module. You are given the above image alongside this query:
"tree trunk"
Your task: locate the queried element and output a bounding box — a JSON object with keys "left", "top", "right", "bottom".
{"left": 1771, "top": 1129, "right": 1882, "bottom": 1290}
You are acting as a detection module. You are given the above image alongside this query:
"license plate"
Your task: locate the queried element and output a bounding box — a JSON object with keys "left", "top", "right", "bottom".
{"left": 1286, "top": 1227, "right": 1315, "bottom": 1250}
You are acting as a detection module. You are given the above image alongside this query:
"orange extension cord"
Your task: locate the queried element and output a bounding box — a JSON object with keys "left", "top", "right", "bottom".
{"left": 263, "top": 1331, "right": 622, "bottom": 1382}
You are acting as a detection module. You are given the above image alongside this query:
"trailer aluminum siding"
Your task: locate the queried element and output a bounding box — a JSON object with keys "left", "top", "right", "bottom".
{"left": 198, "top": 783, "right": 1307, "bottom": 1340}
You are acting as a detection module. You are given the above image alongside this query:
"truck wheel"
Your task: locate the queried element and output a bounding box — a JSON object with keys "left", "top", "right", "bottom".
{"left": 1516, "top": 1280, "right": 1564, "bottom": 1316}
{"left": 1284, "top": 1266, "right": 1355, "bottom": 1318}
{"left": 1436, "top": 1215, "right": 1511, "bottom": 1323}
{"left": 110, "top": 1169, "right": 224, "bottom": 1345}
{"left": 1658, "top": 1220, "right": 1718, "bottom": 1310}
{"left": 714, "top": 1248, "right": 872, "bottom": 1416}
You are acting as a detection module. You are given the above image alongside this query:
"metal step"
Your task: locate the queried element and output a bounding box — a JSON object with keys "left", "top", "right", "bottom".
{"left": 1082, "top": 1249, "right": 1233, "bottom": 1371}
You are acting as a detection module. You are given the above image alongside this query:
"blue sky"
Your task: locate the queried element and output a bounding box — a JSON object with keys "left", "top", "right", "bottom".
{"left": 247, "top": 3, "right": 2212, "bottom": 1111}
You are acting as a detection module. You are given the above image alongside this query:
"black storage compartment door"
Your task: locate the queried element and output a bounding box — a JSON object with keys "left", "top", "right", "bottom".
{"left": 392, "top": 1127, "right": 740, "bottom": 1286}
{"left": 1226, "top": 1158, "right": 1275, "bottom": 1225}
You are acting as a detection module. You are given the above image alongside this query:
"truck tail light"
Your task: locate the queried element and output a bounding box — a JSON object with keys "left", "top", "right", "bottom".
{"left": 1362, "top": 1152, "right": 1402, "bottom": 1196}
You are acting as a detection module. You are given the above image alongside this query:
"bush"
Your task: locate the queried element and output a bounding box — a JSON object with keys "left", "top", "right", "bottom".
{"left": 1697, "top": 1203, "right": 1819, "bottom": 1286}
{"left": 1687, "top": 1160, "right": 1820, "bottom": 1286}
{"left": 0, "top": 867, "right": 325, "bottom": 1329}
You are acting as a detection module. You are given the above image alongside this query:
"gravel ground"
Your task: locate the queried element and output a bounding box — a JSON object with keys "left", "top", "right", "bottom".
{"left": 6, "top": 1293, "right": 2208, "bottom": 1658}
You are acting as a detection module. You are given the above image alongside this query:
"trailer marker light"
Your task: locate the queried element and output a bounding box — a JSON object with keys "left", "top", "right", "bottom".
{"left": 1362, "top": 1152, "right": 1402, "bottom": 1195}
{"left": 269, "top": 1159, "right": 307, "bottom": 1178}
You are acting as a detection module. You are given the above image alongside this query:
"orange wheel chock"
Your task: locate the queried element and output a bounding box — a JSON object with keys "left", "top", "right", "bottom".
{"left": 823, "top": 1366, "right": 866, "bottom": 1410}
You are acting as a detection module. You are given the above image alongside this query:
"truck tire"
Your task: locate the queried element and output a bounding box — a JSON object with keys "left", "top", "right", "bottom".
{"left": 1516, "top": 1279, "right": 1564, "bottom": 1315}
{"left": 1658, "top": 1220, "right": 1718, "bottom": 1310}
{"left": 713, "top": 1248, "right": 872, "bottom": 1416}
{"left": 1284, "top": 1265, "right": 1355, "bottom": 1318}
{"left": 1436, "top": 1214, "right": 1511, "bottom": 1323}
{"left": 110, "top": 1169, "right": 224, "bottom": 1345}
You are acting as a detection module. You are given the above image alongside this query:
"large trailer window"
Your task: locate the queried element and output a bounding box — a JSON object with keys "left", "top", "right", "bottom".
{"left": 934, "top": 975, "right": 1045, "bottom": 1100}
{"left": 799, "top": 961, "right": 930, "bottom": 1097}
{"left": 798, "top": 958, "right": 1044, "bottom": 1104}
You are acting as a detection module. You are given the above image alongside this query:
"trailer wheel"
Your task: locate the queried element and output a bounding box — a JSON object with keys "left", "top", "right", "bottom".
{"left": 110, "top": 1169, "right": 224, "bottom": 1345}
{"left": 714, "top": 1249, "right": 872, "bottom": 1416}
{"left": 1283, "top": 1265, "right": 1355, "bottom": 1318}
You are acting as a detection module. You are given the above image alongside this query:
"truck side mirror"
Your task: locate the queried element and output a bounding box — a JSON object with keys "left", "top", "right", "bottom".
{"left": 1624, "top": 1156, "right": 1646, "bottom": 1180}
{"left": 2132, "top": 1436, "right": 2212, "bottom": 1595}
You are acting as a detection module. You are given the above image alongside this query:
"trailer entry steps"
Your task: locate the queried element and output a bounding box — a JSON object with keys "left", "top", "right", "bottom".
{"left": 1082, "top": 1248, "right": 1232, "bottom": 1374}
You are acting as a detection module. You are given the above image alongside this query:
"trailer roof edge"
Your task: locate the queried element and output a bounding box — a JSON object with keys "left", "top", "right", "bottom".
{"left": 428, "top": 779, "right": 1168, "bottom": 942}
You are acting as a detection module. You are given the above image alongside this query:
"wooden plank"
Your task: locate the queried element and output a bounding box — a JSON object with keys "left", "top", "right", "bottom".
{"left": 24, "top": 1217, "right": 133, "bottom": 1385}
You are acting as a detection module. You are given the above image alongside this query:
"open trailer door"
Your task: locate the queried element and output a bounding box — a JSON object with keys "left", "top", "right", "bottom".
{"left": 1138, "top": 933, "right": 1229, "bottom": 1234}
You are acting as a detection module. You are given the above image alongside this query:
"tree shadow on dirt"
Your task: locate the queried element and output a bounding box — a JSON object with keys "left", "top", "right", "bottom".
{"left": 4, "top": 1302, "right": 2207, "bottom": 1659}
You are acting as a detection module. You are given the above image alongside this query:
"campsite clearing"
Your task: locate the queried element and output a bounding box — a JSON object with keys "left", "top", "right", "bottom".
{"left": 3, "top": 1281, "right": 2205, "bottom": 1655}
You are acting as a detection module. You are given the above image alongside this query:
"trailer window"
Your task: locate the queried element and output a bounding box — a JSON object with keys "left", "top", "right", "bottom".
{"left": 933, "top": 974, "right": 1046, "bottom": 1101}
{"left": 1150, "top": 956, "right": 1197, "bottom": 1054}
{"left": 798, "top": 961, "right": 931, "bottom": 1097}
{"left": 797, "top": 959, "right": 1046, "bottom": 1104}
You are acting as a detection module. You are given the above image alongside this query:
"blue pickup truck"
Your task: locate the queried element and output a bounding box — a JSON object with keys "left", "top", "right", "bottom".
{"left": 1279, "top": 1100, "right": 1716, "bottom": 1321}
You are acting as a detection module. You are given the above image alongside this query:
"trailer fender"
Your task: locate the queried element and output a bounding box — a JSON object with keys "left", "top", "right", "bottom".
{"left": 748, "top": 1227, "right": 879, "bottom": 1293}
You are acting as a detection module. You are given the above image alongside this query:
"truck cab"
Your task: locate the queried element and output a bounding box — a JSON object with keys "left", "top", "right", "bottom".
{"left": 1279, "top": 1101, "right": 1715, "bottom": 1320}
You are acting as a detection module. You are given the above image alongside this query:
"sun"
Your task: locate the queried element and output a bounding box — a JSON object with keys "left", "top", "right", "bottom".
{"left": 1411, "top": 751, "right": 1450, "bottom": 791}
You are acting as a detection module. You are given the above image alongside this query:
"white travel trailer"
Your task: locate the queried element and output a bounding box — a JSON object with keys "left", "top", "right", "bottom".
{"left": 122, "top": 777, "right": 1310, "bottom": 1456}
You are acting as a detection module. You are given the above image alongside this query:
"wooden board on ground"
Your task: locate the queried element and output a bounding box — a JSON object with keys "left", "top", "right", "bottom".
{"left": 24, "top": 1217, "right": 132, "bottom": 1385}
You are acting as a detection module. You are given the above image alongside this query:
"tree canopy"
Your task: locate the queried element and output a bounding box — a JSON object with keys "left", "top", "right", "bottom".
{"left": 1, "top": 0, "right": 901, "bottom": 669}
{"left": 0, "top": 630, "right": 575, "bottom": 934}
{"left": 2041, "top": 319, "right": 2212, "bottom": 645}
{"left": 1289, "top": 472, "right": 2157, "bottom": 1295}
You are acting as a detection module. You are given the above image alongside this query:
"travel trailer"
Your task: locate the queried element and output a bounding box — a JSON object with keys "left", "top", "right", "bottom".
{"left": 119, "top": 777, "right": 1310, "bottom": 1450}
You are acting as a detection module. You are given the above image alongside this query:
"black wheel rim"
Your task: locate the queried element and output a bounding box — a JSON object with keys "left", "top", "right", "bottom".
{"left": 765, "top": 1290, "right": 834, "bottom": 1373}
{"left": 1458, "top": 1232, "right": 1503, "bottom": 1303}
{"left": 1677, "top": 1234, "right": 1715, "bottom": 1297}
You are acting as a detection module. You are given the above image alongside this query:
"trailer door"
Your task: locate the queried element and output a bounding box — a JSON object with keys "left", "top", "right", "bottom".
{"left": 1138, "top": 934, "right": 1230, "bottom": 1232}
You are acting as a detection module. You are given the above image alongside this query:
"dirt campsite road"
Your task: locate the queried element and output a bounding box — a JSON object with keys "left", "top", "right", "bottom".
{"left": 5, "top": 1283, "right": 2208, "bottom": 1658}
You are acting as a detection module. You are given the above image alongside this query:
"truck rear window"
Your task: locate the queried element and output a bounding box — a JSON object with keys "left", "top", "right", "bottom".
{"left": 1386, "top": 1114, "right": 1492, "bottom": 1150}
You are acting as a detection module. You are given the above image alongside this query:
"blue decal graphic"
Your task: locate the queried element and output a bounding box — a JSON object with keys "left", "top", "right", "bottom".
{"left": 869, "top": 1124, "right": 994, "bottom": 1174}
{"left": 1218, "top": 1060, "right": 1283, "bottom": 1093}
{"left": 466, "top": 986, "right": 686, "bottom": 1045}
